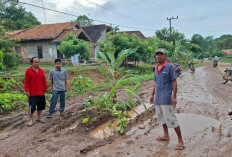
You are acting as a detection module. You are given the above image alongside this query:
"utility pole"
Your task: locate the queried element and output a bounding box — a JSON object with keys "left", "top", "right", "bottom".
{"left": 167, "top": 16, "right": 178, "bottom": 42}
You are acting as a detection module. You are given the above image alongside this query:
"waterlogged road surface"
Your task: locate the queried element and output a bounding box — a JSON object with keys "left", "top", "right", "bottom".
{"left": 1, "top": 62, "right": 232, "bottom": 157}
{"left": 86, "top": 62, "right": 232, "bottom": 157}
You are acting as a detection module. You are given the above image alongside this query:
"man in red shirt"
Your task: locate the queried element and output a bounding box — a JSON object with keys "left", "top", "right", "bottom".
{"left": 24, "top": 57, "right": 48, "bottom": 126}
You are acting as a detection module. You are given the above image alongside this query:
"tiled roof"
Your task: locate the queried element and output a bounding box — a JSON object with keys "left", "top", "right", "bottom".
{"left": 82, "top": 24, "right": 112, "bottom": 43}
{"left": 6, "top": 30, "right": 25, "bottom": 36}
{"left": 52, "top": 29, "right": 82, "bottom": 42}
{"left": 222, "top": 49, "right": 232, "bottom": 55}
{"left": 13, "top": 22, "right": 79, "bottom": 41}
{"left": 119, "top": 31, "right": 146, "bottom": 39}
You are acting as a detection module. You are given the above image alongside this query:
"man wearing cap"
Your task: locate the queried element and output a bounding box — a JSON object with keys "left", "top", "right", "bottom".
{"left": 150, "top": 48, "right": 185, "bottom": 150}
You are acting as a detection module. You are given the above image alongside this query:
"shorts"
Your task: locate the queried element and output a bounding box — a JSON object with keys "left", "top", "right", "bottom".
{"left": 28, "top": 96, "right": 46, "bottom": 113}
{"left": 155, "top": 105, "right": 179, "bottom": 128}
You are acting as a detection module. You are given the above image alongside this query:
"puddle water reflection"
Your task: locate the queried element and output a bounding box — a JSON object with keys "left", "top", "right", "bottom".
{"left": 176, "top": 113, "right": 220, "bottom": 136}
{"left": 90, "top": 103, "right": 153, "bottom": 139}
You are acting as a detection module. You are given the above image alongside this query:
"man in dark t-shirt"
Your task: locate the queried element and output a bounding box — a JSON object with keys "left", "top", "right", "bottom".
{"left": 150, "top": 49, "right": 185, "bottom": 150}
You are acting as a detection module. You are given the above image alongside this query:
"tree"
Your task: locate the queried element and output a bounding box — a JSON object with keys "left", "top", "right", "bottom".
{"left": 215, "top": 35, "right": 232, "bottom": 50}
{"left": 57, "top": 34, "right": 91, "bottom": 61}
{"left": 0, "top": 26, "right": 20, "bottom": 69}
{"left": 109, "top": 24, "right": 119, "bottom": 34}
{"left": 0, "top": 0, "right": 40, "bottom": 30}
{"left": 99, "top": 32, "right": 152, "bottom": 66}
{"left": 155, "top": 27, "right": 185, "bottom": 44}
{"left": 76, "top": 15, "right": 93, "bottom": 26}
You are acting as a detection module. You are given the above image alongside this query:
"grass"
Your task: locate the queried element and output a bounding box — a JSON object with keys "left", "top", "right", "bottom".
{"left": 221, "top": 58, "right": 232, "bottom": 64}
{"left": 0, "top": 63, "right": 155, "bottom": 114}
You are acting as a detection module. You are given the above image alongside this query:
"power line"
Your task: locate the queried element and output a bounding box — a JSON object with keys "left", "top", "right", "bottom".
{"left": 19, "top": 1, "right": 155, "bottom": 31}
{"left": 85, "top": 0, "right": 155, "bottom": 28}
{"left": 140, "top": 0, "right": 167, "bottom": 17}
{"left": 127, "top": 0, "right": 165, "bottom": 18}
{"left": 40, "top": 0, "right": 47, "bottom": 24}
{"left": 128, "top": 0, "right": 147, "bottom": 10}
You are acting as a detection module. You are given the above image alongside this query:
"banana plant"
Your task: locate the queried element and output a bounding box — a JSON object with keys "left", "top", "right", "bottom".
{"left": 97, "top": 47, "right": 136, "bottom": 103}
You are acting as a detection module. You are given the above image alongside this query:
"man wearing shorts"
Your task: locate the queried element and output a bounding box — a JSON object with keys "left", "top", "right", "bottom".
{"left": 24, "top": 57, "right": 49, "bottom": 127}
{"left": 150, "top": 48, "right": 185, "bottom": 150}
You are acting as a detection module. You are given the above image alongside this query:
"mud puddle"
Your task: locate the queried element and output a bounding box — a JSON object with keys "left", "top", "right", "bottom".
{"left": 87, "top": 113, "right": 221, "bottom": 157}
{"left": 90, "top": 103, "right": 153, "bottom": 139}
{"left": 176, "top": 113, "right": 220, "bottom": 136}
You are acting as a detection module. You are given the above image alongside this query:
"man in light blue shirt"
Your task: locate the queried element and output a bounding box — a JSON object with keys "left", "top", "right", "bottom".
{"left": 47, "top": 59, "right": 69, "bottom": 117}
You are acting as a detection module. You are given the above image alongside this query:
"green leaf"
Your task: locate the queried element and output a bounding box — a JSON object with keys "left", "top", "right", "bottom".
{"left": 123, "top": 88, "right": 148, "bottom": 115}
{"left": 107, "top": 50, "right": 116, "bottom": 70}
{"left": 108, "top": 120, "right": 115, "bottom": 128}
{"left": 97, "top": 51, "right": 110, "bottom": 65}
{"left": 116, "top": 48, "right": 136, "bottom": 69}
{"left": 82, "top": 118, "right": 89, "bottom": 125}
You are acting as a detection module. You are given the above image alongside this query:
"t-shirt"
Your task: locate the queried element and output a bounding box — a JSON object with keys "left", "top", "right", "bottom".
{"left": 154, "top": 60, "right": 176, "bottom": 105}
{"left": 48, "top": 68, "right": 69, "bottom": 91}
{"left": 24, "top": 67, "right": 48, "bottom": 96}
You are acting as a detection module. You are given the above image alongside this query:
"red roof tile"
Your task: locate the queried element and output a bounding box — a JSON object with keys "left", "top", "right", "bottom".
{"left": 6, "top": 30, "right": 25, "bottom": 36}
{"left": 52, "top": 29, "right": 82, "bottom": 42}
{"left": 13, "top": 22, "right": 79, "bottom": 41}
{"left": 119, "top": 31, "right": 146, "bottom": 39}
{"left": 222, "top": 49, "right": 232, "bottom": 55}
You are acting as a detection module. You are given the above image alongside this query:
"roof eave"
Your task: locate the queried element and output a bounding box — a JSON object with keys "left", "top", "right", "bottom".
{"left": 19, "top": 38, "right": 54, "bottom": 42}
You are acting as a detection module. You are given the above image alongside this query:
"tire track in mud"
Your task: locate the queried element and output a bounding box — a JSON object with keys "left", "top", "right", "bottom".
{"left": 1, "top": 62, "right": 232, "bottom": 157}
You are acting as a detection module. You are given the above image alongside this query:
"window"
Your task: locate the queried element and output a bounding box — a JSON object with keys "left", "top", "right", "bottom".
{"left": 15, "top": 47, "right": 21, "bottom": 54}
{"left": 37, "top": 46, "right": 43, "bottom": 58}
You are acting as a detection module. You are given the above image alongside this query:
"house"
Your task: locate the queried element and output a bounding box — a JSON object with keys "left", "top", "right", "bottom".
{"left": 7, "top": 22, "right": 92, "bottom": 63}
{"left": 82, "top": 24, "right": 112, "bottom": 59}
{"left": 222, "top": 49, "right": 232, "bottom": 55}
{"left": 119, "top": 31, "right": 146, "bottom": 39}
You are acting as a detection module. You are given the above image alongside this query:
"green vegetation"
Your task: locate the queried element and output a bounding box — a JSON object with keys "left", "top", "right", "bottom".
{"left": 221, "top": 55, "right": 232, "bottom": 64}
{"left": 83, "top": 48, "right": 147, "bottom": 133}
{"left": 57, "top": 34, "right": 91, "bottom": 61}
{"left": 81, "top": 118, "right": 89, "bottom": 125}
{"left": 0, "top": 0, "right": 40, "bottom": 30}
{"left": 75, "top": 15, "right": 94, "bottom": 26}
{"left": 0, "top": 93, "right": 27, "bottom": 115}
{"left": 71, "top": 75, "right": 93, "bottom": 95}
{"left": 0, "top": 27, "right": 20, "bottom": 69}
{"left": 0, "top": 63, "right": 153, "bottom": 115}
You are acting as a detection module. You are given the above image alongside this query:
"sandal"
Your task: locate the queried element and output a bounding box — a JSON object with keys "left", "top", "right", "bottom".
{"left": 27, "top": 121, "right": 33, "bottom": 127}
{"left": 175, "top": 145, "right": 186, "bottom": 150}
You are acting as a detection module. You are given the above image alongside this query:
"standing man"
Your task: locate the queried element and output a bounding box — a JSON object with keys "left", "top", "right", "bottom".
{"left": 25, "top": 57, "right": 49, "bottom": 127}
{"left": 47, "top": 59, "right": 69, "bottom": 118}
{"left": 150, "top": 49, "right": 185, "bottom": 150}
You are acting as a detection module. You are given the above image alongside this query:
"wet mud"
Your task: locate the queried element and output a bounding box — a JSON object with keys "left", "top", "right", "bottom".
{"left": 1, "top": 61, "right": 232, "bottom": 157}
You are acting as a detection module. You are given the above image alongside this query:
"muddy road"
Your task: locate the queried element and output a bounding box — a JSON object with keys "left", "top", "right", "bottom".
{"left": 1, "top": 61, "right": 232, "bottom": 157}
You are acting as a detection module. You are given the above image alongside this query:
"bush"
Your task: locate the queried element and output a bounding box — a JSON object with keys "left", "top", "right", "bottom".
{"left": 3, "top": 53, "right": 20, "bottom": 69}
{"left": 0, "top": 93, "right": 27, "bottom": 115}
{"left": 0, "top": 50, "right": 5, "bottom": 70}
{"left": 71, "top": 75, "right": 93, "bottom": 95}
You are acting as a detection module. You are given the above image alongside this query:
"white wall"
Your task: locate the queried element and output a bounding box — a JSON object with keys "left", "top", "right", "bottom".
{"left": 20, "top": 40, "right": 56, "bottom": 60}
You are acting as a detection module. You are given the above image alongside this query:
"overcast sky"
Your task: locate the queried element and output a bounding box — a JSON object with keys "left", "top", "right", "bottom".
{"left": 20, "top": 0, "right": 232, "bottom": 39}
